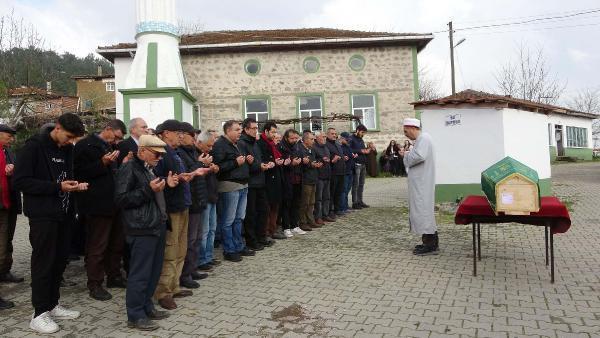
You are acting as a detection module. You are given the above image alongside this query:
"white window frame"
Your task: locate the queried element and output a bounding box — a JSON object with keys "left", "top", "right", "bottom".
{"left": 548, "top": 123, "right": 553, "bottom": 146}
{"left": 351, "top": 94, "right": 377, "bottom": 130}
{"left": 298, "top": 95, "right": 323, "bottom": 132}
{"left": 566, "top": 126, "right": 588, "bottom": 148}
{"left": 243, "top": 97, "right": 269, "bottom": 124}
{"left": 105, "top": 82, "right": 115, "bottom": 92}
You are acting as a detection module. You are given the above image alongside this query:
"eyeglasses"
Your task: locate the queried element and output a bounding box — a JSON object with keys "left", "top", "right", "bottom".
{"left": 147, "top": 149, "right": 163, "bottom": 159}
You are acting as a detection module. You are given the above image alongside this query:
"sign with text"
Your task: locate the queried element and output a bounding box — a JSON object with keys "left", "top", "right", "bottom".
{"left": 445, "top": 114, "right": 461, "bottom": 127}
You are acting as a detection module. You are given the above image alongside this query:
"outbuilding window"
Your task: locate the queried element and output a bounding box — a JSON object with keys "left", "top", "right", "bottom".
{"left": 105, "top": 82, "right": 115, "bottom": 92}
{"left": 566, "top": 126, "right": 588, "bottom": 148}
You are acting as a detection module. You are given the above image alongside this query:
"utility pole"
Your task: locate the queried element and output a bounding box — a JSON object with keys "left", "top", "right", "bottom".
{"left": 449, "top": 21, "right": 456, "bottom": 95}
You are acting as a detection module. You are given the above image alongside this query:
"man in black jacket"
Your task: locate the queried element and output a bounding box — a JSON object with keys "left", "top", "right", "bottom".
{"left": 14, "top": 113, "right": 87, "bottom": 334}
{"left": 115, "top": 134, "right": 173, "bottom": 331}
{"left": 238, "top": 118, "right": 274, "bottom": 251}
{"left": 313, "top": 131, "right": 332, "bottom": 226}
{"left": 117, "top": 117, "right": 149, "bottom": 166}
{"left": 325, "top": 128, "right": 346, "bottom": 217}
{"left": 256, "top": 122, "right": 287, "bottom": 241}
{"left": 176, "top": 122, "right": 211, "bottom": 289}
{"left": 297, "top": 131, "right": 322, "bottom": 230}
{"left": 74, "top": 119, "right": 127, "bottom": 301}
{"left": 211, "top": 120, "right": 253, "bottom": 262}
{"left": 277, "top": 129, "right": 304, "bottom": 237}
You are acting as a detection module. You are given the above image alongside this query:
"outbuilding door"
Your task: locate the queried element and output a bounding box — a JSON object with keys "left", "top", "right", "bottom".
{"left": 555, "top": 125, "right": 564, "bottom": 156}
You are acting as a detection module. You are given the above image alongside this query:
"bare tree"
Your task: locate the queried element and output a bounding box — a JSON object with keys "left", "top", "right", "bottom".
{"left": 494, "top": 43, "right": 566, "bottom": 105}
{"left": 418, "top": 67, "right": 444, "bottom": 101}
{"left": 177, "top": 19, "right": 205, "bottom": 36}
{"left": 568, "top": 87, "right": 600, "bottom": 147}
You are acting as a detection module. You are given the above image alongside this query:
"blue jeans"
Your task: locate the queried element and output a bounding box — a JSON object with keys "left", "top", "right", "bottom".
{"left": 217, "top": 188, "right": 248, "bottom": 254}
{"left": 341, "top": 173, "right": 353, "bottom": 211}
{"left": 198, "top": 203, "right": 217, "bottom": 265}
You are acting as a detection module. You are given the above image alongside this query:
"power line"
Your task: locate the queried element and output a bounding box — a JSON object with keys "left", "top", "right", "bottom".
{"left": 457, "top": 8, "right": 600, "bottom": 31}
{"left": 456, "top": 7, "right": 600, "bottom": 25}
{"left": 457, "top": 21, "right": 600, "bottom": 37}
{"left": 431, "top": 8, "right": 600, "bottom": 34}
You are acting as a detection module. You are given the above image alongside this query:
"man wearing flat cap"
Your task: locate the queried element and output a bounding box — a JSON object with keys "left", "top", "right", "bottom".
{"left": 401, "top": 118, "right": 438, "bottom": 256}
{"left": 153, "top": 119, "right": 203, "bottom": 310}
{"left": 115, "top": 134, "right": 174, "bottom": 331}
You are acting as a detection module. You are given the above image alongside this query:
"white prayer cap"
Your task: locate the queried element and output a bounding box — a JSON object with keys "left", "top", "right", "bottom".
{"left": 403, "top": 118, "right": 421, "bottom": 128}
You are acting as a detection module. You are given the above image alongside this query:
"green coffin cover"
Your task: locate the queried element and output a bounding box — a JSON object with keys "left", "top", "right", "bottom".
{"left": 481, "top": 156, "right": 540, "bottom": 210}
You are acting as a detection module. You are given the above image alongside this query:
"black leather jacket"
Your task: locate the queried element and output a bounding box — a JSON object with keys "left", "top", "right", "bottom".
{"left": 211, "top": 136, "right": 249, "bottom": 184}
{"left": 114, "top": 157, "right": 166, "bottom": 236}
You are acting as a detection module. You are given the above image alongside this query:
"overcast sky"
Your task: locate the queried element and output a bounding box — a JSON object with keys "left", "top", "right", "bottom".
{"left": 2, "top": 0, "right": 599, "bottom": 105}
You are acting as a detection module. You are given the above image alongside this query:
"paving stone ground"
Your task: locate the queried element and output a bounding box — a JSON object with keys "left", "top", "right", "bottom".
{"left": 0, "top": 162, "right": 599, "bottom": 337}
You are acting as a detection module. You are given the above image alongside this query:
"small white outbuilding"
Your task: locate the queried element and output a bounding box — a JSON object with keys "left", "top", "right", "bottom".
{"left": 412, "top": 90, "right": 597, "bottom": 203}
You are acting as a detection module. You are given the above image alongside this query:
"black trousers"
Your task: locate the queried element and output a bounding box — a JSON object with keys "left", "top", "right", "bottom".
{"left": 329, "top": 175, "right": 345, "bottom": 214}
{"left": 29, "top": 217, "right": 71, "bottom": 315}
{"left": 243, "top": 187, "right": 268, "bottom": 246}
{"left": 280, "top": 184, "right": 302, "bottom": 230}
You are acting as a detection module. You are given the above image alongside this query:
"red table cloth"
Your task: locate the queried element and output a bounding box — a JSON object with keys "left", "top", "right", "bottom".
{"left": 455, "top": 195, "right": 571, "bottom": 234}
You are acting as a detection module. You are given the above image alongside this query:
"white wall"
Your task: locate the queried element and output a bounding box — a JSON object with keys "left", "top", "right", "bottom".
{"left": 421, "top": 108, "right": 505, "bottom": 185}
{"left": 502, "top": 108, "right": 551, "bottom": 179}
{"left": 547, "top": 114, "right": 594, "bottom": 149}
{"left": 129, "top": 97, "right": 174, "bottom": 130}
{"left": 182, "top": 100, "right": 193, "bottom": 124}
{"left": 114, "top": 57, "right": 133, "bottom": 120}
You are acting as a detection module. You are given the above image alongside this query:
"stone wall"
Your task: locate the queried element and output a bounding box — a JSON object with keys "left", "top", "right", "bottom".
{"left": 181, "top": 45, "right": 417, "bottom": 151}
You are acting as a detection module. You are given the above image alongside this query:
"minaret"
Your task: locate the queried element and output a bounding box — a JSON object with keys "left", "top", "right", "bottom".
{"left": 120, "top": 0, "right": 196, "bottom": 129}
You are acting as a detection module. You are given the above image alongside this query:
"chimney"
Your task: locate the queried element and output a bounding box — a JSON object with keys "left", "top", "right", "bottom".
{"left": 97, "top": 65, "right": 102, "bottom": 76}
{"left": 46, "top": 81, "right": 52, "bottom": 94}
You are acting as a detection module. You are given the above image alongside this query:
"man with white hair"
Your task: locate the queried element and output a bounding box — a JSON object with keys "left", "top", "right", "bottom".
{"left": 117, "top": 118, "right": 149, "bottom": 165}
{"left": 401, "top": 118, "right": 438, "bottom": 256}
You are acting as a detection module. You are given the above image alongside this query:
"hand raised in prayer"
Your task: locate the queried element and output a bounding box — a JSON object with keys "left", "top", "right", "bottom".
{"left": 102, "top": 150, "right": 120, "bottom": 166}
{"left": 210, "top": 163, "right": 220, "bottom": 173}
{"left": 149, "top": 177, "right": 165, "bottom": 192}
{"left": 166, "top": 171, "right": 179, "bottom": 187}
{"left": 236, "top": 155, "right": 246, "bottom": 166}
{"left": 246, "top": 154, "right": 255, "bottom": 164}
{"left": 5, "top": 164, "right": 14, "bottom": 176}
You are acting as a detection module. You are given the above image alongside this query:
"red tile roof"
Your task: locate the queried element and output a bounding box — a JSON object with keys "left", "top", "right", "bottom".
{"left": 412, "top": 89, "right": 598, "bottom": 119}
{"left": 98, "top": 28, "right": 433, "bottom": 61}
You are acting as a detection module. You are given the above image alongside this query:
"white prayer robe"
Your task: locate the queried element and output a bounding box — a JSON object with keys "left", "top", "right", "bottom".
{"left": 403, "top": 132, "right": 437, "bottom": 235}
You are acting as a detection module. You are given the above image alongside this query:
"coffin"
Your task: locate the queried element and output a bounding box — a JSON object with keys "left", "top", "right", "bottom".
{"left": 481, "top": 157, "right": 540, "bottom": 215}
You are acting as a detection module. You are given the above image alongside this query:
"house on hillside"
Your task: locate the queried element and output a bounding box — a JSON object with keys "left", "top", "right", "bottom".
{"left": 412, "top": 89, "right": 597, "bottom": 202}
{"left": 97, "top": 28, "right": 433, "bottom": 149}
{"left": 7, "top": 87, "right": 79, "bottom": 124}
{"left": 71, "top": 66, "right": 116, "bottom": 114}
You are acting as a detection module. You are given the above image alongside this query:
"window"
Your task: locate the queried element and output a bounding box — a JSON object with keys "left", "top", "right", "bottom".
{"left": 303, "top": 57, "right": 320, "bottom": 73}
{"left": 349, "top": 55, "right": 366, "bottom": 71}
{"left": 244, "top": 59, "right": 261, "bottom": 76}
{"left": 351, "top": 94, "right": 377, "bottom": 130}
{"left": 298, "top": 96, "right": 323, "bottom": 132}
{"left": 84, "top": 100, "right": 93, "bottom": 110}
{"left": 105, "top": 82, "right": 115, "bottom": 92}
{"left": 244, "top": 97, "right": 269, "bottom": 126}
{"left": 566, "top": 126, "right": 588, "bottom": 148}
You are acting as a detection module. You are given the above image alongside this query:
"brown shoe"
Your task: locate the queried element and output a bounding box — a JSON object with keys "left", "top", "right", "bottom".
{"left": 323, "top": 216, "right": 336, "bottom": 222}
{"left": 173, "top": 290, "right": 193, "bottom": 298}
{"left": 315, "top": 219, "right": 324, "bottom": 225}
{"left": 310, "top": 222, "right": 322, "bottom": 229}
{"left": 158, "top": 296, "right": 177, "bottom": 310}
{"left": 299, "top": 225, "right": 313, "bottom": 231}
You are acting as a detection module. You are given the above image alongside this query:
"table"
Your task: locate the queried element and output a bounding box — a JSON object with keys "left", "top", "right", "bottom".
{"left": 454, "top": 195, "right": 571, "bottom": 283}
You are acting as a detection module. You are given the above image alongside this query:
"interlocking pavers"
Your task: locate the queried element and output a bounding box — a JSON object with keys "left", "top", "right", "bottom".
{"left": 0, "top": 163, "right": 599, "bottom": 336}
